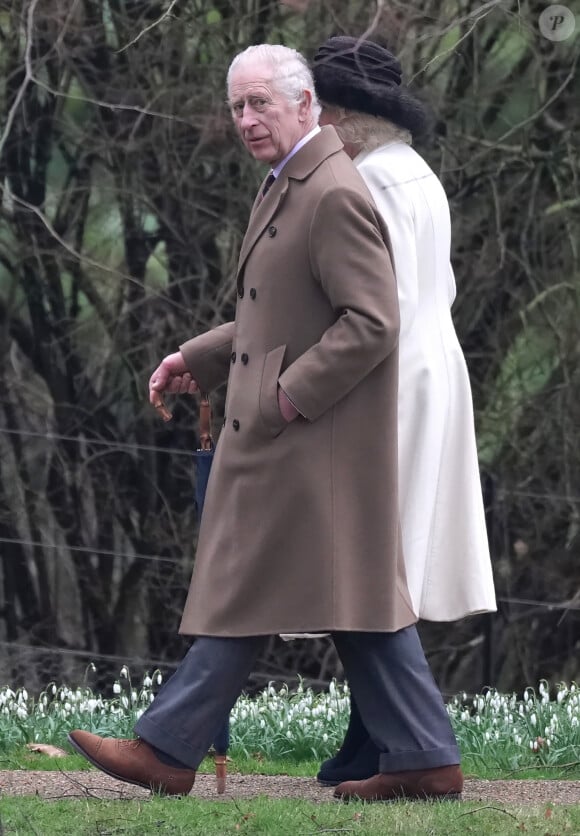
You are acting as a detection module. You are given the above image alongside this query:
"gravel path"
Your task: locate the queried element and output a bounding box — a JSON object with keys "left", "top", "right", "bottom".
{"left": 1, "top": 771, "right": 579, "bottom": 805}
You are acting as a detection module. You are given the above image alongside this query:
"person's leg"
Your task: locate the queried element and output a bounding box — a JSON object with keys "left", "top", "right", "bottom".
{"left": 331, "top": 627, "right": 462, "bottom": 800}
{"left": 327, "top": 690, "right": 369, "bottom": 764}
{"left": 317, "top": 690, "right": 381, "bottom": 785}
{"left": 135, "top": 635, "right": 267, "bottom": 768}
{"left": 69, "top": 635, "right": 267, "bottom": 794}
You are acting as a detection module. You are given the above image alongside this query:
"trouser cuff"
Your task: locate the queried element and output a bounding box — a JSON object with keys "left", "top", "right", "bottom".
{"left": 135, "top": 714, "right": 208, "bottom": 771}
{"left": 379, "top": 745, "right": 460, "bottom": 773}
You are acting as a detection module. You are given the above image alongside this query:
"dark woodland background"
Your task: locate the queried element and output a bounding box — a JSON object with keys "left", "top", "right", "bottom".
{"left": 0, "top": 0, "right": 579, "bottom": 697}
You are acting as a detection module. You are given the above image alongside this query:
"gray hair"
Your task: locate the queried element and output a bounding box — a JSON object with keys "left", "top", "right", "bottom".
{"left": 228, "top": 45, "right": 321, "bottom": 119}
{"left": 322, "top": 103, "right": 412, "bottom": 153}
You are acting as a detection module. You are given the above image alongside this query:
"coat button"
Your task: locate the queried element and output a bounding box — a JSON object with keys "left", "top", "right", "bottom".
{"left": 250, "top": 288, "right": 257, "bottom": 300}
{"left": 241, "top": 353, "right": 249, "bottom": 365}
{"left": 268, "top": 226, "right": 277, "bottom": 237}
{"left": 231, "top": 351, "right": 236, "bottom": 363}
{"left": 232, "top": 419, "right": 240, "bottom": 431}
{"left": 238, "top": 286, "right": 245, "bottom": 298}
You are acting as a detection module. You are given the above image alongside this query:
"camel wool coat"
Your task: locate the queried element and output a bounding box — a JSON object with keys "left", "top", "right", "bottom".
{"left": 178, "top": 127, "right": 416, "bottom": 637}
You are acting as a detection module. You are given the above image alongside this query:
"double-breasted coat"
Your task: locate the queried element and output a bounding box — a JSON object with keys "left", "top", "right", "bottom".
{"left": 356, "top": 142, "right": 496, "bottom": 621}
{"left": 178, "top": 127, "right": 416, "bottom": 637}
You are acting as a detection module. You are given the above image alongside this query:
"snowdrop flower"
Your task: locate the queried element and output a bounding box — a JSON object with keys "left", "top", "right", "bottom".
{"left": 156, "top": 673, "right": 163, "bottom": 686}
{"left": 143, "top": 675, "right": 152, "bottom": 688}
{"left": 120, "top": 666, "right": 129, "bottom": 679}
{"left": 530, "top": 713, "right": 537, "bottom": 727}
{"left": 113, "top": 683, "right": 121, "bottom": 695}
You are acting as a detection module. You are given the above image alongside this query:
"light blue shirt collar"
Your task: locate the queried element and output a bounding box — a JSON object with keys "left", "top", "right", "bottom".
{"left": 271, "top": 126, "right": 321, "bottom": 179}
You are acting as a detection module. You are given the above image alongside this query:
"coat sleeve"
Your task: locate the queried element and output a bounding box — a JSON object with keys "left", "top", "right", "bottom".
{"left": 278, "top": 186, "right": 399, "bottom": 422}
{"left": 357, "top": 156, "right": 419, "bottom": 341}
{"left": 179, "top": 321, "right": 235, "bottom": 393}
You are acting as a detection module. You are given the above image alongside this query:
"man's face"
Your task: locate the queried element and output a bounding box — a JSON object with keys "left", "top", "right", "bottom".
{"left": 228, "top": 59, "right": 311, "bottom": 167}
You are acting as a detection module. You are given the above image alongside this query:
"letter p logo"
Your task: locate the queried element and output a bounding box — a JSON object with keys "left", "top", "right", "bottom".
{"left": 539, "top": 5, "right": 576, "bottom": 41}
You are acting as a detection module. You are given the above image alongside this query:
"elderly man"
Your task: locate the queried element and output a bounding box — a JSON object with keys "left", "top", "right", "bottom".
{"left": 68, "top": 44, "right": 463, "bottom": 802}
{"left": 310, "top": 36, "right": 497, "bottom": 790}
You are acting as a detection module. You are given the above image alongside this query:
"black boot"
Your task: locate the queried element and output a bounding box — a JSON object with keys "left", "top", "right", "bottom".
{"left": 317, "top": 737, "right": 381, "bottom": 786}
{"left": 317, "top": 693, "right": 379, "bottom": 785}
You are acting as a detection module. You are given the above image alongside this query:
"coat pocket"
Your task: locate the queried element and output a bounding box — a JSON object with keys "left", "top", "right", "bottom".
{"left": 259, "top": 344, "right": 288, "bottom": 438}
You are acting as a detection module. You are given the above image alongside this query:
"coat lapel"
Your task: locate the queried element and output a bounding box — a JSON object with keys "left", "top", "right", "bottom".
{"left": 237, "top": 177, "right": 289, "bottom": 280}
{"left": 236, "top": 127, "right": 344, "bottom": 283}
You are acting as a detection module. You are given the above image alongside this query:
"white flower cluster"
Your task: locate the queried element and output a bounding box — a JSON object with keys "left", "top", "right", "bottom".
{"left": 447, "top": 680, "right": 580, "bottom": 767}
{"left": 0, "top": 668, "right": 165, "bottom": 749}
{"left": 1, "top": 671, "right": 578, "bottom": 768}
{"left": 228, "top": 679, "right": 351, "bottom": 759}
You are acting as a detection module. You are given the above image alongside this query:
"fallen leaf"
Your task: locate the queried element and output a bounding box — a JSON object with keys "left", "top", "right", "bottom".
{"left": 544, "top": 807, "right": 553, "bottom": 819}
{"left": 26, "top": 743, "right": 67, "bottom": 758}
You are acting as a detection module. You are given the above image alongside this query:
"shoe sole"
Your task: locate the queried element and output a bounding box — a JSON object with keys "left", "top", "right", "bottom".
{"left": 317, "top": 778, "right": 341, "bottom": 787}
{"left": 67, "top": 734, "right": 184, "bottom": 796}
{"left": 335, "top": 791, "right": 462, "bottom": 803}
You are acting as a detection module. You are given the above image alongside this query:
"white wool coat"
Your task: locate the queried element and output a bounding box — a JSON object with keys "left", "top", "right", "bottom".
{"left": 357, "top": 141, "right": 496, "bottom": 621}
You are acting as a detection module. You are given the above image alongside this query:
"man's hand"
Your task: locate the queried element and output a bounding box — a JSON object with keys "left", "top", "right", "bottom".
{"left": 149, "top": 351, "right": 199, "bottom": 421}
{"left": 278, "top": 386, "right": 299, "bottom": 423}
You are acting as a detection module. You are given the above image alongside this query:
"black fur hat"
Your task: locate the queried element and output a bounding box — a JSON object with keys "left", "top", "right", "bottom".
{"left": 313, "top": 36, "right": 429, "bottom": 137}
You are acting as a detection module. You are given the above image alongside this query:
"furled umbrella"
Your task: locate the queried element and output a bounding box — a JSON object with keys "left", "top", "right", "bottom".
{"left": 193, "top": 394, "right": 229, "bottom": 793}
{"left": 152, "top": 389, "right": 229, "bottom": 793}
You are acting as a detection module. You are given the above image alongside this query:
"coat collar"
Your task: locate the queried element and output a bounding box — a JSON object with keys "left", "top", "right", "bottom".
{"left": 237, "top": 127, "right": 344, "bottom": 280}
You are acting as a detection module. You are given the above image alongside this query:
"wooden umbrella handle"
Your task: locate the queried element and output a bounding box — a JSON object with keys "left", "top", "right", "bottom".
{"left": 199, "top": 393, "right": 213, "bottom": 450}
{"left": 151, "top": 389, "right": 172, "bottom": 422}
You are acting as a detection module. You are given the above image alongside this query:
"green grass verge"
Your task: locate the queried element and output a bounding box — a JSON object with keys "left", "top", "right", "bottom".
{"left": 1, "top": 795, "right": 579, "bottom": 836}
{"left": 2, "top": 746, "right": 580, "bottom": 781}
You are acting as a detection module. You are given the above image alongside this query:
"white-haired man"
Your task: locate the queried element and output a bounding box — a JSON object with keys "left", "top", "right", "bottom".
{"left": 69, "top": 44, "right": 463, "bottom": 803}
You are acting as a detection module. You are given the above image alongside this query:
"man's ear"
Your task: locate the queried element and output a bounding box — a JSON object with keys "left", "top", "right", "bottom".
{"left": 298, "top": 89, "right": 312, "bottom": 121}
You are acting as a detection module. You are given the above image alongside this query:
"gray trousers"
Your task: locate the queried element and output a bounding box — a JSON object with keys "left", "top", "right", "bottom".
{"left": 134, "top": 626, "right": 460, "bottom": 772}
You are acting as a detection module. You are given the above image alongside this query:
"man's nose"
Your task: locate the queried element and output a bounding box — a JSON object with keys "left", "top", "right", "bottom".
{"left": 240, "top": 105, "right": 258, "bottom": 129}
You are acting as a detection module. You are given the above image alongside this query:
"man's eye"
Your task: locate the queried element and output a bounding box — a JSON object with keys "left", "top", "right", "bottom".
{"left": 232, "top": 104, "right": 244, "bottom": 116}
{"left": 251, "top": 98, "right": 268, "bottom": 110}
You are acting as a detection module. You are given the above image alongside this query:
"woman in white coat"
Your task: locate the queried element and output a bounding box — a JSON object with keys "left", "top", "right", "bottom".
{"left": 311, "top": 36, "right": 496, "bottom": 784}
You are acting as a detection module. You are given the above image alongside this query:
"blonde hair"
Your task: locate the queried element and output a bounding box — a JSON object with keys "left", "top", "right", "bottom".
{"left": 322, "top": 103, "right": 411, "bottom": 152}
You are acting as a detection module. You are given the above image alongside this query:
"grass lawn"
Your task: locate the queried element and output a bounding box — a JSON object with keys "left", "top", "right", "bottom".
{"left": 1, "top": 794, "right": 579, "bottom": 836}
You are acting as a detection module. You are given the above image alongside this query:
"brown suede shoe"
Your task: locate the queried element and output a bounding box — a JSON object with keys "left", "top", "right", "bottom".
{"left": 68, "top": 730, "right": 196, "bottom": 796}
{"left": 334, "top": 764, "right": 463, "bottom": 802}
